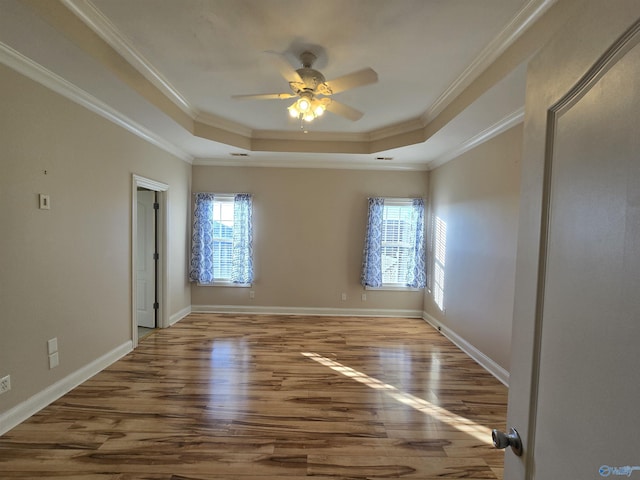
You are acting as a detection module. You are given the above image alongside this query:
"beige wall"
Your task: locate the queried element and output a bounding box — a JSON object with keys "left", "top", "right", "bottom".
{"left": 0, "top": 63, "right": 191, "bottom": 413}
{"left": 191, "top": 166, "right": 428, "bottom": 313}
{"left": 424, "top": 125, "right": 522, "bottom": 371}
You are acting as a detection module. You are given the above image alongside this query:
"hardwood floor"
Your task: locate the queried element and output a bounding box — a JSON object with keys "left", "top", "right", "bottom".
{"left": 0, "top": 314, "right": 508, "bottom": 479}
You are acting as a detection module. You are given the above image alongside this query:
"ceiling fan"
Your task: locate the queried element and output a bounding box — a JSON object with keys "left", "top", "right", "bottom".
{"left": 232, "top": 51, "right": 378, "bottom": 123}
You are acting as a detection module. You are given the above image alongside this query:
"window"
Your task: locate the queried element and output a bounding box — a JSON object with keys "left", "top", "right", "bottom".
{"left": 361, "top": 197, "right": 426, "bottom": 289}
{"left": 189, "top": 193, "right": 253, "bottom": 285}
{"left": 211, "top": 196, "right": 234, "bottom": 280}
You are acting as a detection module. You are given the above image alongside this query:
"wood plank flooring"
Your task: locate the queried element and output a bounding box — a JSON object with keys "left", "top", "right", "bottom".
{"left": 0, "top": 314, "right": 508, "bottom": 479}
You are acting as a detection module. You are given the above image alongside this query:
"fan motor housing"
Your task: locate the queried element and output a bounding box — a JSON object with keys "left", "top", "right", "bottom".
{"left": 296, "top": 68, "right": 325, "bottom": 90}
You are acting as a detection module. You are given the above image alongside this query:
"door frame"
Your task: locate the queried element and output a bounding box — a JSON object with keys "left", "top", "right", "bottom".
{"left": 132, "top": 174, "right": 169, "bottom": 347}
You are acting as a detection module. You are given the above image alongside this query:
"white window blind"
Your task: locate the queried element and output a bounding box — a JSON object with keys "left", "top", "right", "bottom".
{"left": 211, "top": 196, "right": 234, "bottom": 281}
{"left": 381, "top": 203, "right": 415, "bottom": 285}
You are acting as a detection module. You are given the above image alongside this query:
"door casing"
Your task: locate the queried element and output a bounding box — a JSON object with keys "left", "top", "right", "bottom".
{"left": 132, "top": 174, "right": 169, "bottom": 347}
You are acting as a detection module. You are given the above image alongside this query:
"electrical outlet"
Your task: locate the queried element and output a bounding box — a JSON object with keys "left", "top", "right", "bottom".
{"left": 341, "top": 293, "right": 347, "bottom": 301}
{"left": 0, "top": 375, "right": 10, "bottom": 394}
{"left": 361, "top": 293, "right": 367, "bottom": 301}
{"left": 249, "top": 290, "right": 255, "bottom": 299}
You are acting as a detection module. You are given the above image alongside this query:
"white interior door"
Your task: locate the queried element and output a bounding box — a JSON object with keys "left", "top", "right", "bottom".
{"left": 532, "top": 40, "right": 640, "bottom": 479}
{"left": 506, "top": 17, "right": 640, "bottom": 480}
{"left": 136, "top": 189, "right": 156, "bottom": 328}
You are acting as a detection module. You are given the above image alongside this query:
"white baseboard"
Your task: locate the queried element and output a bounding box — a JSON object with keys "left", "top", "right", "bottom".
{"left": 169, "top": 305, "right": 191, "bottom": 326}
{"left": 422, "top": 312, "right": 509, "bottom": 387}
{"left": 191, "top": 304, "right": 423, "bottom": 318}
{"left": 0, "top": 341, "right": 132, "bottom": 436}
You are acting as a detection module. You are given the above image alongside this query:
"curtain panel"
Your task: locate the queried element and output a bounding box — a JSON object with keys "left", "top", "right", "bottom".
{"left": 231, "top": 193, "right": 253, "bottom": 284}
{"left": 189, "top": 193, "right": 216, "bottom": 284}
{"left": 407, "top": 198, "right": 426, "bottom": 288}
{"left": 361, "top": 197, "right": 385, "bottom": 287}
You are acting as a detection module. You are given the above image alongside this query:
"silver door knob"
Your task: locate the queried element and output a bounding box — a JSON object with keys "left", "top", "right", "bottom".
{"left": 492, "top": 427, "right": 523, "bottom": 456}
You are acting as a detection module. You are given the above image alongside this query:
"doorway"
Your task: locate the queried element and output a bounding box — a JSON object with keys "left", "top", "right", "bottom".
{"left": 136, "top": 188, "right": 157, "bottom": 335}
{"left": 132, "top": 174, "right": 169, "bottom": 347}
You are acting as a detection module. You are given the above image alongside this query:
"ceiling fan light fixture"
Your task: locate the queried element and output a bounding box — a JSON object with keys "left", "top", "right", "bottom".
{"left": 288, "top": 94, "right": 326, "bottom": 123}
{"left": 233, "top": 50, "right": 377, "bottom": 125}
{"left": 288, "top": 104, "right": 299, "bottom": 118}
{"left": 297, "top": 97, "right": 311, "bottom": 113}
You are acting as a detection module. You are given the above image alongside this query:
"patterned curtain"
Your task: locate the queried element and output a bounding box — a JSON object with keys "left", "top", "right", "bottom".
{"left": 231, "top": 194, "right": 253, "bottom": 284}
{"left": 361, "top": 197, "right": 385, "bottom": 287}
{"left": 406, "top": 198, "right": 426, "bottom": 288}
{"left": 189, "top": 193, "right": 216, "bottom": 284}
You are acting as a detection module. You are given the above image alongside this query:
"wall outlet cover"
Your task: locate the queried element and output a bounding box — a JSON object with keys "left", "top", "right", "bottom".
{"left": 0, "top": 375, "right": 11, "bottom": 394}
{"left": 49, "top": 352, "right": 59, "bottom": 369}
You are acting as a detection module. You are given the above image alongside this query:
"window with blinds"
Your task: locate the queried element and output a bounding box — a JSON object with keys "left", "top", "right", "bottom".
{"left": 211, "top": 195, "right": 234, "bottom": 281}
{"left": 380, "top": 200, "right": 416, "bottom": 285}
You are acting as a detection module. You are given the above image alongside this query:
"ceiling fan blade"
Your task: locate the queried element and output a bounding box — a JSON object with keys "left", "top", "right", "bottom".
{"left": 264, "top": 50, "right": 303, "bottom": 84}
{"left": 232, "top": 93, "right": 296, "bottom": 101}
{"left": 326, "top": 68, "right": 378, "bottom": 94}
{"left": 325, "top": 99, "right": 364, "bottom": 121}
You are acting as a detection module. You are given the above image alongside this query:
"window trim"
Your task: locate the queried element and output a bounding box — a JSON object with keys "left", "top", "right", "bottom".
{"left": 378, "top": 197, "right": 425, "bottom": 291}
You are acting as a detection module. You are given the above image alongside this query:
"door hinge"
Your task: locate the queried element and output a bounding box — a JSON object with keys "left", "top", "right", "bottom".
{"left": 153, "top": 302, "right": 159, "bottom": 310}
{"left": 153, "top": 202, "right": 159, "bottom": 210}
{"left": 153, "top": 252, "right": 159, "bottom": 260}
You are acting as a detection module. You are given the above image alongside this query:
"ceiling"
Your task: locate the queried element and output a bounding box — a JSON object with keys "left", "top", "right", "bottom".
{"left": 0, "top": 0, "right": 557, "bottom": 169}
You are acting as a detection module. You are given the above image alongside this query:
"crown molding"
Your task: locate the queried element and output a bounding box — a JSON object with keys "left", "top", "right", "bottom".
{"left": 427, "top": 107, "right": 524, "bottom": 170}
{"left": 193, "top": 156, "right": 429, "bottom": 172}
{"left": 423, "top": 0, "right": 556, "bottom": 124}
{"left": 8, "top": 0, "right": 540, "bottom": 166}
{"left": 0, "top": 33, "right": 521, "bottom": 170}
{"left": 0, "top": 41, "right": 193, "bottom": 163}
{"left": 61, "top": 0, "right": 545, "bottom": 154}
{"left": 62, "top": 0, "right": 196, "bottom": 118}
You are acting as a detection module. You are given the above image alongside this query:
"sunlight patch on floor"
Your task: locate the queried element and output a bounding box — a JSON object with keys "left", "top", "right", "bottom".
{"left": 302, "top": 351, "right": 493, "bottom": 444}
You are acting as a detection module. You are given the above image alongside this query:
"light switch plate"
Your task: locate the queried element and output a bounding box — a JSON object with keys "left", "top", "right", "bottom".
{"left": 47, "top": 337, "right": 58, "bottom": 354}
{"left": 39, "top": 194, "right": 51, "bottom": 210}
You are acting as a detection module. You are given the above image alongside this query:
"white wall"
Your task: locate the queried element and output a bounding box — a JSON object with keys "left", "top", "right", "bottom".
{"left": 0, "top": 63, "right": 192, "bottom": 418}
